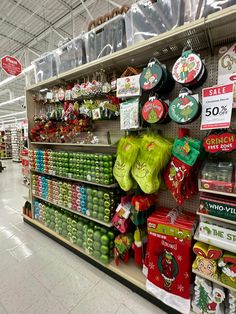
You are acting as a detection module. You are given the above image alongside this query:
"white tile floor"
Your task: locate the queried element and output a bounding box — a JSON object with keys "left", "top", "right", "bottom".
{"left": 0, "top": 161, "right": 166, "bottom": 314}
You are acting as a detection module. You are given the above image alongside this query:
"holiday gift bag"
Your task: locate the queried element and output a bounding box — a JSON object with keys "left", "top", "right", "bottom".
{"left": 146, "top": 210, "right": 195, "bottom": 313}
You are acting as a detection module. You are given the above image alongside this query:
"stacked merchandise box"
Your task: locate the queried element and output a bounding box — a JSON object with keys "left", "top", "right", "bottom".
{"left": 11, "top": 128, "right": 23, "bottom": 162}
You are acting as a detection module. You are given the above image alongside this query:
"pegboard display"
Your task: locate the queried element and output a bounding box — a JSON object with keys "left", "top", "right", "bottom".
{"left": 27, "top": 47, "right": 235, "bottom": 214}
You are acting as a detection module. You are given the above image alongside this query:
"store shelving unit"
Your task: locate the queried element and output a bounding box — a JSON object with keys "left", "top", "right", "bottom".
{"left": 194, "top": 227, "right": 236, "bottom": 254}
{"left": 11, "top": 127, "right": 23, "bottom": 162}
{"left": 23, "top": 213, "right": 179, "bottom": 314}
{"left": 32, "top": 194, "right": 113, "bottom": 227}
{"left": 24, "top": 6, "right": 236, "bottom": 314}
{"left": 197, "top": 211, "right": 236, "bottom": 226}
{"left": 192, "top": 269, "right": 236, "bottom": 293}
{"left": 199, "top": 188, "right": 236, "bottom": 198}
{"left": 0, "top": 130, "right": 12, "bottom": 160}
{"left": 31, "top": 169, "right": 118, "bottom": 188}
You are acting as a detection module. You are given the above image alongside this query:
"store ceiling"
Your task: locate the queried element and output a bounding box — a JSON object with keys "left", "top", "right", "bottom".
{"left": 0, "top": 0, "right": 133, "bottom": 119}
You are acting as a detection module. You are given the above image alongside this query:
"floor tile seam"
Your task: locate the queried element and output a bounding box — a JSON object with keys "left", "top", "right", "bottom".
{"left": 67, "top": 277, "right": 102, "bottom": 313}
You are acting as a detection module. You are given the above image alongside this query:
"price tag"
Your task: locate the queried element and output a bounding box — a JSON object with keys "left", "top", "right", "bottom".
{"left": 201, "top": 83, "right": 234, "bottom": 130}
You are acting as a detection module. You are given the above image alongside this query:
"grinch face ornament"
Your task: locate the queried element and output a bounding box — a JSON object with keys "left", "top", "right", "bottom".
{"left": 142, "top": 96, "right": 170, "bottom": 124}
{"left": 172, "top": 48, "right": 207, "bottom": 88}
{"left": 140, "top": 58, "right": 175, "bottom": 93}
{"left": 169, "top": 90, "right": 201, "bottom": 124}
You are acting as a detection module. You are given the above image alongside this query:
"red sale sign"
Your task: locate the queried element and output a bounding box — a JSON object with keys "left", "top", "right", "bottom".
{"left": 1, "top": 55, "right": 22, "bottom": 76}
{"left": 201, "top": 84, "right": 234, "bottom": 130}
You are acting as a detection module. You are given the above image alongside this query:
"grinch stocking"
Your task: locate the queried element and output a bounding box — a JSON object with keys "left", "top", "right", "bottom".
{"left": 113, "top": 137, "right": 139, "bottom": 191}
{"left": 164, "top": 137, "right": 201, "bottom": 205}
{"left": 132, "top": 134, "right": 172, "bottom": 194}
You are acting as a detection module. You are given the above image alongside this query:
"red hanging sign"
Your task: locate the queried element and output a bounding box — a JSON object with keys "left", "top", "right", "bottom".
{"left": 1, "top": 55, "right": 22, "bottom": 76}
{"left": 203, "top": 132, "right": 236, "bottom": 153}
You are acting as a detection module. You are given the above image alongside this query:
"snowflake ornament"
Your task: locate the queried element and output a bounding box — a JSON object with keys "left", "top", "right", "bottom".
{"left": 177, "top": 284, "right": 184, "bottom": 292}
{"left": 177, "top": 255, "right": 183, "bottom": 261}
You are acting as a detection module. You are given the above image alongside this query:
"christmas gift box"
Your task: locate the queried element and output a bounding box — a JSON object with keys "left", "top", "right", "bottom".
{"left": 146, "top": 208, "right": 197, "bottom": 314}
{"left": 192, "top": 275, "right": 225, "bottom": 314}
{"left": 199, "top": 193, "right": 236, "bottom": 222}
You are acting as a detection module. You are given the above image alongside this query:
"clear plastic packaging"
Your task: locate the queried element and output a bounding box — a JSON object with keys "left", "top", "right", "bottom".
{"left": 184, "top": 0, "right": 236, "bottom": 22}
{"left": 199, "top": 161, "right": 235, "bottom": 193}
{"left": 85, "top": 15, "right": 126, "bottom": 63}
{"left": 32, "top": 52, "right": 58, "bottom": 83}
{"left": 125, "top": 0, "right": 185, "bottom": 47}
{"left": 55, "top": 36, "right": 86, "bottom": 74}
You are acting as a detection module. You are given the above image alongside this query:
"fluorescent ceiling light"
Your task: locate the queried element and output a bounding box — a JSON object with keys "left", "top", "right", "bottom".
{"left": 0, "top": 96, "right": 25, "bottom": 108}
{"left": 0, "top": 117, "right": 25, "bottom": 124}
{"left": 0, "top": 111, "right": 26, "bottom": 119}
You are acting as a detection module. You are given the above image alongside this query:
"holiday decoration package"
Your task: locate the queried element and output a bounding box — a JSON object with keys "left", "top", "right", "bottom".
{"left": 145, "top": 208, "right": 197, "bottom": 314}
{"left": 199, "top": 193, "right": 236, "bottom": 222}
{"left": 198, "top": 216, "right": 236, "bottom": 253}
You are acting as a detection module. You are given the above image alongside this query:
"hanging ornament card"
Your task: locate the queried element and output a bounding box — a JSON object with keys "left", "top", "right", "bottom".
{"left": 218, "top": 43, "right": 236, "bottom": 108}
{"left": 201, "top": 84, "right": 233, "bottom": 130}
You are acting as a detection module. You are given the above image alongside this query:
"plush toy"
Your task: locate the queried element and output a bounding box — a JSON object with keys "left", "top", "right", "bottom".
{"left": 132, "top": 134, "right": 172, "bottom": 194}
{"left": 192, "top": 275, "right": 225, "bottom": 314}
{"left": 193, "top": 242, "right": 222, "bottom": 279}
{"left": 131, "top": 193, "right": 156, "bottom": 225}
{"left": 218, "top": 252, "right": 236, "bottom": 289}
{"left": 113, "top": 136, "right": 140, "bottom": 191}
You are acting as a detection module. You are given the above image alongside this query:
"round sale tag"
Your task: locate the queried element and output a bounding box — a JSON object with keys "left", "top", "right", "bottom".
{"left": 142, "top": 99, "right": 164, "bottom": 123}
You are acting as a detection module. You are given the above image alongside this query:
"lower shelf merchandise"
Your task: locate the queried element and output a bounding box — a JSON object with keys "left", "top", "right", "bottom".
{"left": 32, "top": 172, "right": 119, "bottom": 224}
{"left": 34, "top": 199, "right": 115, "bottom": 264}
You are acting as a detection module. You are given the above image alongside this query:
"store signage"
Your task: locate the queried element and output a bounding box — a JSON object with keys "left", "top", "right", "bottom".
{"left": 203, "top": 132, "right": 236, "bottom": 153}
{"left": 1, "top": 55, "right": 22, "bottom": 76}
{"left": 201, "top": 83, "right": 233, "bottom": 130}
{"left": 199, "top": 197, "right": 236, "bottom": 221}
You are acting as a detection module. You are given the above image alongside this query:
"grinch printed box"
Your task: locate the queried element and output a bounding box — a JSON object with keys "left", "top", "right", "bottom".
{"left": 199, "top": 194, "right": 236, "bottom": 222}
{"left": 116, "top": 75, "right": 141, "bottom": 98}
{"left": 199, "top": 218, "right": 236, "bottom": 253}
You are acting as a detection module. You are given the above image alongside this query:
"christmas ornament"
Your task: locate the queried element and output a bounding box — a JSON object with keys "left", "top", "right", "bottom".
{"left": 172, "top": 47, "right": 207, "bottom": 88}
{"left": 142, "top": 95, "right": 170, "bottom": 124}
{"left": 140, "top": 58, "right": 175, "bottom": 93}
{"left": 169, "top": 89, "right": 201, "bottom": 124}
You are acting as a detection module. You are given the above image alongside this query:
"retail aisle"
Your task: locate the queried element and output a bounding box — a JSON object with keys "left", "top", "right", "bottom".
{"left": 0, "top": 161, "right": 166, "bottom": 314}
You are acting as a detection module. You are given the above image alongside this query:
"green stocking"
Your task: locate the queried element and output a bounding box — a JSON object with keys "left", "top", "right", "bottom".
{"left": 113, "top": 137, "right": 140, "bottom": 191}
{"left": 132, "top": 134, "right": 172, "bottom": 194}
